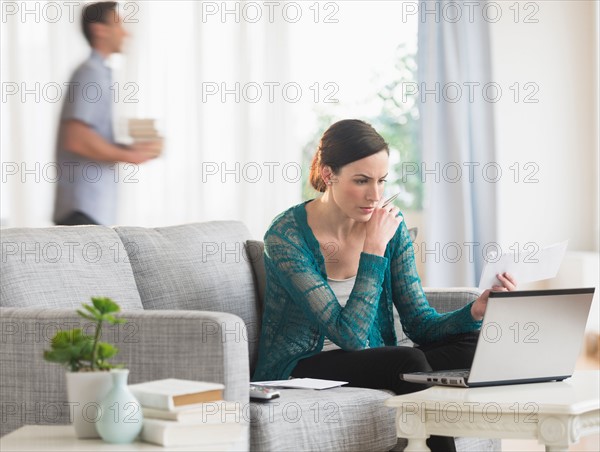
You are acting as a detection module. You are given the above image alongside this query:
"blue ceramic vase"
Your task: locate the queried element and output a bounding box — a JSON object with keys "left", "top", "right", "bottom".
{"left": 96, "top": 369, "right": 143, "bottom": 443}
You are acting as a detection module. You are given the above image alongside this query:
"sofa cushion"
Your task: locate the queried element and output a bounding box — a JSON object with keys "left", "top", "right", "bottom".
{"left": 249, "top": 387, "right": 397, "bottom": 452}
{"left": 0, "top": 226, "right": 143, "bottom": 309}
{"left": 115, "top": 222, "right": 261, "bottom": 370}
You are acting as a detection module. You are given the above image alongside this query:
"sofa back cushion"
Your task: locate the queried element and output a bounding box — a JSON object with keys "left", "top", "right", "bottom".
{"left": 115, "top": 222, "right": 261, "bottom": 370}
{"left": 0, "top": 226, "right": 144, "bottom": 309}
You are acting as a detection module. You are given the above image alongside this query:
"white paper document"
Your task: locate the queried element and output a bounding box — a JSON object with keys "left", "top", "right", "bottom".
{"left": 253, "top": 378, "right": 348, "bottom": 390}
{"left": 478, "top": 240, "right": 568, "bottom": 290}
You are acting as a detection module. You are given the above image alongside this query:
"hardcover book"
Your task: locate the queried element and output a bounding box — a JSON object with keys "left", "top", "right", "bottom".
{"left": 128, "top": 379, "right": 224, "bottom": 411}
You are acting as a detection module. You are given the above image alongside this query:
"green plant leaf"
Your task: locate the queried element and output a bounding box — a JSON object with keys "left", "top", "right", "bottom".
{"left": 96, "top": 342, "right": 118, "bottom": 360}
{"left": 51, "top": 329, "right": 85, "bottom": 348}
{"left": 43, "top": 349, "right": 72, "bottom": 363}
{"left": 76, "top": 310, "right": 97, "bottom": 322}
{"left": 82, "top": 303, "right": 102, "bottom": 318}
{"left": 102, "top": 314, "right": 116, "bottom": 323}
{"left": 44, "top": 297, "right": 126, "bottom": 372}
{"left": 102, "top": 314, "right": 126, "bottom": 325}
{"left": 78, "top": 338, "right": 94, "bottom": 359}
{"left": 44, "top": 331, "right": 94, "bottom": 370}
{"left": 91, "top": 297, "right": 121, "bottom": 315}
{"left": 93, "top": 343, "right": 120, "bottom": 370}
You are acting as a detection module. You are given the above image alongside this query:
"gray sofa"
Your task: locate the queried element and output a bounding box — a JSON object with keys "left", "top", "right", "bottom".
{"left": 0, "top": 221, "right": 499, "bottom": 451}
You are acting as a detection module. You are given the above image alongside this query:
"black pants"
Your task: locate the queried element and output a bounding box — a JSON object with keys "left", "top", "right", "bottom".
{"left": 292, "top": 332, "right": 479, "bottom": 452}
{"left": 55, "top": 211, "right": 99, "bottom": 226}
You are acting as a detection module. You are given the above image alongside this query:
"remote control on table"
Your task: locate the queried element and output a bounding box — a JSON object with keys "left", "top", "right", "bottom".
{"left": 250, "top": 385, "right": 281, "bottom": 400}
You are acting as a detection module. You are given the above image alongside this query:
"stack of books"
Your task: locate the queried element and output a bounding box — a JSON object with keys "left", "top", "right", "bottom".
{"left": 129, "top": 378, "right": 245, "bottom": 448}
{"left": 128, "top": 118, "right": 163, "bottom": 155}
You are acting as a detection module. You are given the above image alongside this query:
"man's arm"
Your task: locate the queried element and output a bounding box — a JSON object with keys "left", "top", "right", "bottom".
{"left": 61, "top": 120, "right": 159, "bottom": 164}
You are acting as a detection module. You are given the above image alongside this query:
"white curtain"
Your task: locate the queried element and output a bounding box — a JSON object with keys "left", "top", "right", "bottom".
{"left": 418, "top": 0, "right": 497, "bottom": 286}
{"left": 1, "top": 1, "right": 300, "bottom": 239}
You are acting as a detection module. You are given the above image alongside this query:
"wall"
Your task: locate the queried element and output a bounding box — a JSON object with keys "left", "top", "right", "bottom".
{"left": 490, "top": 0, "right": 598, "bottom": 252}
{"left": 489, "top": 0, "right": 599, "bottom": 329}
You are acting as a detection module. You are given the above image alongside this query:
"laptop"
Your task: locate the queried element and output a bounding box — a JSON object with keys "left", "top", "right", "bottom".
{"left": 401, "top": 288, "right": 595, "bottom": 387}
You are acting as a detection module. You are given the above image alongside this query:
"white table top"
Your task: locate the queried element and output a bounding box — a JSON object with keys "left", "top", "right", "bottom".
{"left": 0, "top": 425, "right": 248, "bottom": 451}
{"left": 385, "top": 370, "right": 600, "bottom": 415}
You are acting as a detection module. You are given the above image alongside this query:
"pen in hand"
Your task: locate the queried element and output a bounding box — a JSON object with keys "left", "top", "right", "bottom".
{"left": 381, "top": 192, "right": 400, "bottom": 209}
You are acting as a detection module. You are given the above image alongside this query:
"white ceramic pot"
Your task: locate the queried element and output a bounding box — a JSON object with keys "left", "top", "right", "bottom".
{"left": 65, "top": 371, "right": 113, "bottom": 438}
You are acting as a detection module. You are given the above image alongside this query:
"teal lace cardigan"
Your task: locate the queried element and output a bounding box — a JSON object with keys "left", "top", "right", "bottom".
{"left": 252, "top": 200, "right": 482, "bottom": 381}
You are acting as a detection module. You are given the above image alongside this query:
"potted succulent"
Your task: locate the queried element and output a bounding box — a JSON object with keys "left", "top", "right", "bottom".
{"left": 43, "top": 297, "right": 126, "bottom": 439}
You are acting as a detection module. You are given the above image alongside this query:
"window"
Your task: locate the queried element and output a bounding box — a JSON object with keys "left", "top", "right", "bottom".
{"left": 288, "top": 1, "right": 421, "bottom": 210}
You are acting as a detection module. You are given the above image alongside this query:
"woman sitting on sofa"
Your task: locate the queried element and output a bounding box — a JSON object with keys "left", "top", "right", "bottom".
{"left": 252, "top": 119, "right": 516, "bottom": 452}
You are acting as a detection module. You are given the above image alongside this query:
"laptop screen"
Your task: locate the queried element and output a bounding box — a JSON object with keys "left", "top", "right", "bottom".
{"left": 468, "top": 288, "right": 595, "bottom": 385}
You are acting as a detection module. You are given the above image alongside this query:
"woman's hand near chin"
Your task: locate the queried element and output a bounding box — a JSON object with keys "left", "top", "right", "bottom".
{"left": 363, "top": 204, "right": 402, "bottom": 257}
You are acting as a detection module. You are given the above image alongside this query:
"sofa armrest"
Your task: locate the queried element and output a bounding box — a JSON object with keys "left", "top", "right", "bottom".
{"left": 0, "top": 307, "right": 250, "bottom": 436}
{"left": 423, "top": 287, "right": 482, "bottom": 313}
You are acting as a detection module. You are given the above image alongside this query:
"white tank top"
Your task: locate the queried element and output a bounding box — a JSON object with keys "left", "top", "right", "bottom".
{"left": 322, "top": 275, "right": 357, "bottom": 352}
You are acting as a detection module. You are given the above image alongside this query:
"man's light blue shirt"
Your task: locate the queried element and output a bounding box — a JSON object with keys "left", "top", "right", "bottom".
{"left": 53, "top": 50, "right": 118, "bottom": 225}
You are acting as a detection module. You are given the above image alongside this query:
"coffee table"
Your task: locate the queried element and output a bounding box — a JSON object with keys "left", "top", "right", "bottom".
{"left": 0, "top": 425, "right": 248, "bottom": 451}
{"left": 385, "top": 370, "right": 599, "bottom": 452}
